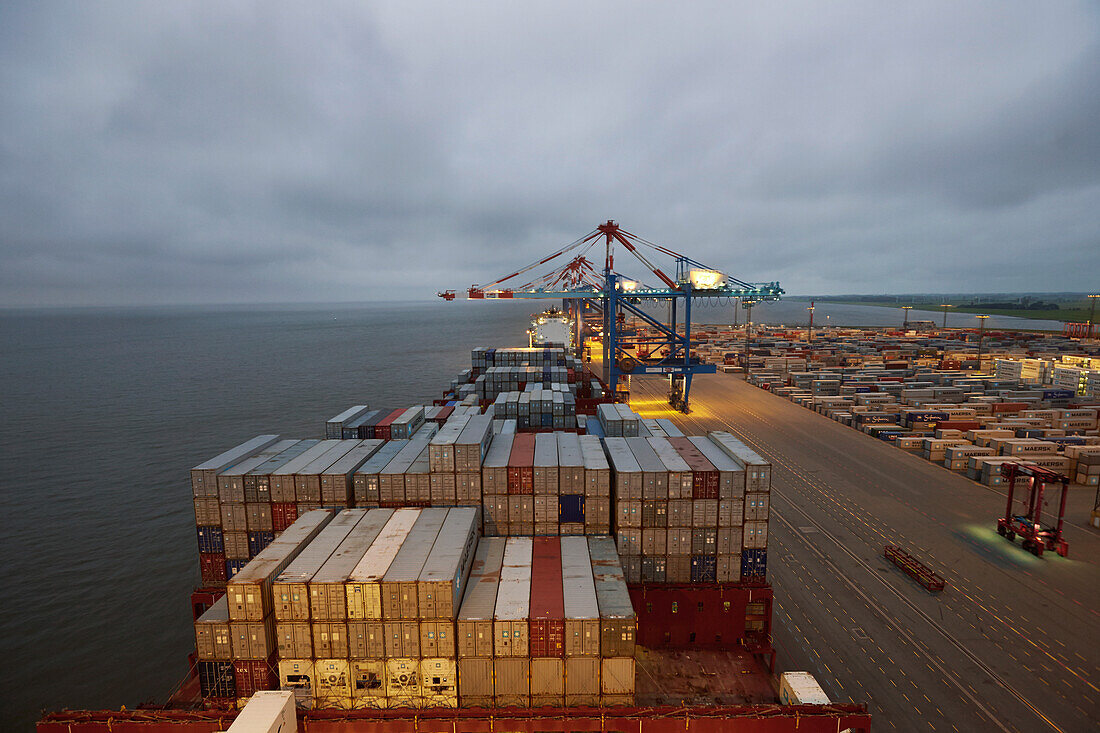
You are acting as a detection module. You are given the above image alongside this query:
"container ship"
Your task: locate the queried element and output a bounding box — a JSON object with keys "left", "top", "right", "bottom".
{"left": 36, "top": 339, "right": 872, "bottom": 733}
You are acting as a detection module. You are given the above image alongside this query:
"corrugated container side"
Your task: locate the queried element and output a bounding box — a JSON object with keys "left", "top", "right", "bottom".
{"left": 345, "top": 509, "right": 421, "bottom": 619}
{"left": 588, "top": 537, "right": 636, "bottom": 658}
{"left": 308, "top": 508, "right": 395, "bottom": 621}
{"left": 528, "top": 537, "right": 565, "bottom": 658}
{"left": 418, "top": 507, "right": 480, "bottom": 620}
{"left": 494, "top": 537, "right": 533, "bottom": 657}
{"left": 226, "top": 510, "right": 336, "bottom": 621}
{"left": 381, "top": 508, "right": 449, "bottom": 619}
{"left": 457, "top": 537, "right": 507, "bottom": 658}
{"left": 272, "top": 509, "right": 366, "bottom": 621}
{"left": 192, "top": 435, "right": 281, "bottom": 497}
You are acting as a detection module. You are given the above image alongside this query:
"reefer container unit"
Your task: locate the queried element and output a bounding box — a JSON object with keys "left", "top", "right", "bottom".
{"left": 418, "top": 507, "right": 480, "bottom": 620}
{"left": 494, "top": 537, "right": 533, "bottom": 658}
{"left": 308, "top": 509, "right": 394, "bottom": 621}
{"left": 194, "top": 596, "right": 233, "bottom": 661}
{"left": 269, "top": 441, "right": 344, "bottom": 504}
{"left": 457, "top": 537, "right": 507, "bottom": 660}
{"left": 273, "top": 509, "right": 367, "bottom": 621}
{"left": 589, "top": 537, "right": 637, "bottom": 658}
{"left": 226, "top": 510, "right": 336, "bottom": 622}
{"left": 295, "top": 441, "right": 361, "bottom": 504}
{"left": 353, "top": 441, "right": 406, "bottom": 506}
{"left": 381, "top": 508, "right": 449, "bottom": 619}
{"left": 319, "top": 440, "right": 385, "bottom": 506}
{"left": 346, "top": 509, "right": 421, "bottom": 620}
{"left": 191, "top": 435, "right": 281, "bottom": 497}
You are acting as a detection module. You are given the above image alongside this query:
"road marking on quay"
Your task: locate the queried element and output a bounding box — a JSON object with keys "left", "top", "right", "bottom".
{"left": 770, "top": 496, "right": 1063, "bottom": 733}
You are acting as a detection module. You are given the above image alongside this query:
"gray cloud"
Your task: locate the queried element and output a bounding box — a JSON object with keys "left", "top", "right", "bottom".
{"left": 1, "top": 1, "right": 1097, "bottom": 306}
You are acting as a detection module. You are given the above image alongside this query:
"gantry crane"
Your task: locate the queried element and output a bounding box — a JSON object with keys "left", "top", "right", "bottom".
{"left": 439, "top": 221, "right": 783, "bottom": 412}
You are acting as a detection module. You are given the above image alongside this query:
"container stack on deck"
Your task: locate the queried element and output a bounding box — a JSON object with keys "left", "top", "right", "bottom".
{"left": 189, "top": 342, "right": 781, "bottom": 712}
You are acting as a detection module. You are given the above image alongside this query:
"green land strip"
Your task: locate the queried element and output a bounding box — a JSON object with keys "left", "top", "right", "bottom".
{"left": 788, "top": 297, "right": 1093, "bottom": 323}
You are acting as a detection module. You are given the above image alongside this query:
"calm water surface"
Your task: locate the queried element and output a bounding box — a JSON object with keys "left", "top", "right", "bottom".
{"left": 0, "top": 298, "right": 1058, "bottom": 728}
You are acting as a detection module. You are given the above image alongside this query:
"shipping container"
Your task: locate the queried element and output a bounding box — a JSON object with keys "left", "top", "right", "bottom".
{"left": 530, "top": 657, "right": 565, "bottom": 707}
{"left": 418, "top": 507, "right": 480, "bottom": 620}
{"left": 494, "top": 537, "right": 533, "bottom": 657}
{"left": 296, "top": 441, "right": 360, "bottom": 503}
{"left": 385, "top": 657, "right": 422, "bottom": 707}
{"left": 276, "top": 659, "right": 314, "bottom": 708}
{"left": 560, "top": 536, "right": 600, "bottom": 657}
{"left": 307, "top": 509, "right": 394, "bottom": 621}
{"left": 564, "top": 656, "right": 600, "bottom": 706}
{"left": 226, "top": 510, "right": 335, "bottom": 622}
{"left": 480, "top": 433, "right": 514, "bottom": 495}
{"left": 381, "top": 508, "right": 448, "bottom": 619}
{"left": 349, "top": 658, "right": 387, "bottom": 707}
{"left": 352, "top": 440, "right": 406, "bottom": 506}
{"left": 272, "top": 509, "right": 366, "bottom": 621}
{"left": 667, "top": 437, "right": 719, "bottom": 498}
{"left": 198, "top": 660, "right": 236, "bottom": 699}
{"left": 314, "top": 658, "right": 352, "bottom": 706}
{"left": 493, "top": 657, "right": 530, "bottom": 708}
{"left": 708, "top": 432, "right": 771, "bottom": 492}
{"left": 270, "top": 442, "right": 345, "bottom": 504}
{"left": 624, "top": 437, "right": 669, "bottom": 501}
{"left": 230, "top": 615, "right": 277, "bottom": 660}
{"left": 234, "top": 658, "right": 277, "bottom": 700}
{"left": 194, "top": 596, "right": 233, "bottom": 660}
{"left": 686, "top": 435, "right": 745, "bottom": 499}
{"left": 457, "top": 657, "right": 494, "bottom": 707}
{"left": 192, "top": 435, "right": 281, "bottom": 498}
{"left": 346, "top": 509, "right": 421, "bottom": 620}
{"left": 588, "top": 537, "right": 636, "bottom": 657}
{"left": 420, "top": 657, "right": 459, "bottom": 707}
{"left": 529, "top": 537, "right": 565, "bottom": 658}
{"left": 327, "top": 405, "right": 372, "bottom": 439}
{"left": 219, "top": 441, "right": 299, "bottom": 503}
{"left": 647, "top": 438, "right": 692, "bottom": 499}
{"left": 457, "top": 537, "right": 506, "bottom": 659}
{"left": 604, "top": 438, "right": 643, "bottom": 500}
{"left": 245, "top": 440, "right": 317, "bottom": 503}
{"left": 556, "top": 432, "right": 585, "bottom": 494}
{"left": 275, "top": 621, "right": 312, "bottom": 659}
{"left": 454, "top": 415, "right": 494, "bottom": 472}
{"left": 600, "top": 657, "right": 636, "bottom": 704}
{"left": 507, "top": 434, "right": 536, "bottom": 494}
{"left": 320, "top": 439, "right": 386, "bottom": 506}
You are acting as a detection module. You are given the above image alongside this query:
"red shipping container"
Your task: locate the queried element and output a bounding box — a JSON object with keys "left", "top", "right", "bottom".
{"left": 374, "top": 408, "right": 406, "bottom": 440}
{"left": 234, "top": 657, "right": 276, "bottom": 698}
{"left": 199, "top": 552, "right": 227, "bottom": 583}
{"left": 992, "top": 402, "right": 1029, "bottom": 414}
{"left": 434, "top": 405, "right": 454, "bottom": 423}
{"left": 667, "top": 437, "right": 719, "bottom": 499}
{"left": 528, "top": 537, "right": 565, "bottom": 658}
{"left": 935, "top": 420, "right": 982, "bottom": 431}
{"left": 508, "top": 434, "right": 536, "bottom": 495}
{"left": 271, "top": 502, "right": 298, "bottom": 532}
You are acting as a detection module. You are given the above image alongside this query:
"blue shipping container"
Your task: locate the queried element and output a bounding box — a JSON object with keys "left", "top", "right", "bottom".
{"left": 225, "top": 559, "right": 248, "bottom": 580}
{"left": 196, "top": 526, "right": 224, "bottom": 554}
{"left": 198, "top": 661, "right": 235, "bottom": 699}
{"left": 559, "top": 494, "right": 585, "bottom": 523}
{"left": 691, "top": 555, "right": 717, "bottom": 583}
{"left": 248, "top": 531, "right": 274, "bottom": 557}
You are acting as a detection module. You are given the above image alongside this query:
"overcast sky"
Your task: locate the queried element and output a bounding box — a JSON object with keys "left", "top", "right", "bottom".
{"left": 1, "top": 2, "right": 1097, "bottom": 306}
